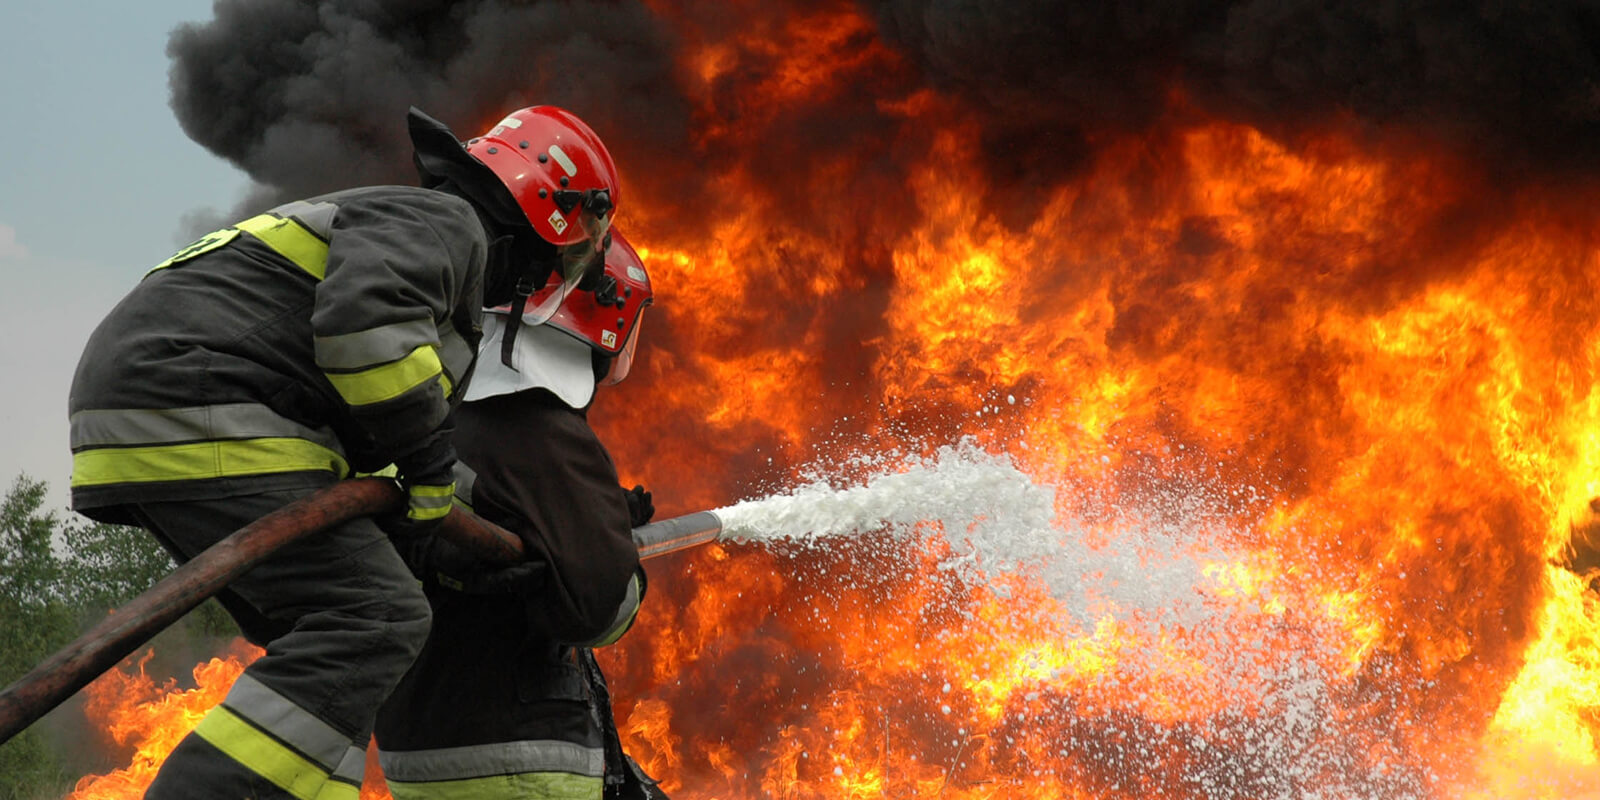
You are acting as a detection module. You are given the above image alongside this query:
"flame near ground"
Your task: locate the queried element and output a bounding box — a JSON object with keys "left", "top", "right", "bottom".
{"left": 60, "top": 4, "right": 1600, "bottom": 798}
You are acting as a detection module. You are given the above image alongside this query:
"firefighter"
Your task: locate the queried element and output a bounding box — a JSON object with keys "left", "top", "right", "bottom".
{"left": 66, "top": 104, "right": 620, "bottom": 800}
{"left": 374, "top": 230, "right": 665, "bottom": 800}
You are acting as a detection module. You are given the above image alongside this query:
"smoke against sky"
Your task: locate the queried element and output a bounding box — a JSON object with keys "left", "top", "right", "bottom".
{"left": 166, "top": 0, "right": 689, "bottom": 213}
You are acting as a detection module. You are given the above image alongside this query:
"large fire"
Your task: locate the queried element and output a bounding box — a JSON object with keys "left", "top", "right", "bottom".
{"left": 58, "top": 2, "right": 1600, "bottom": 798}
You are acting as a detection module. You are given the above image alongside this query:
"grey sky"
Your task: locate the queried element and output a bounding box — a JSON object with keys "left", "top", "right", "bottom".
{"left": 1, "top": 2, "right": 250, "bottom": 510}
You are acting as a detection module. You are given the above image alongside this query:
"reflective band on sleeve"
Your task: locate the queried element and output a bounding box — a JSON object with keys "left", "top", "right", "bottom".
{"left": 586, "top": 574, "right": 642, "bottom": 648}
{"left": 315, "top": 318, "right": 440, "bottom": 371}
{"left": 71, "top": 437, "right": 349, "bottom": 487}
{"left": 386, "top": 773, "right": 602, "bottom": 800}
{"left": 407, "top": 482, "right": 456, "bottom": 521}
{"left": 451, "top": 462, "right": 478, "bottom": 510}
{"left": 325, "top": 345, "right": 443, "bottom": 408}
{"left": 379, "top": 740, "right": 606, "bottom": 782}
{"left": 235, "top": 214, "right": 331, "bottom": 280}
{"left": 437, "top": 328, "right": 475, "bottom": 386}
{"left": 193, "top": 707, "right": 360, "bottom": 800}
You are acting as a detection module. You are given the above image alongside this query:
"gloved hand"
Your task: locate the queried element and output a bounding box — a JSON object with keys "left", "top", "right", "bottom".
{"left": 624, "top": 484, "right": 654, "bottom": 527}
{"left": 388, "top": 425, "right": 458, "bottom": 537}
{"left": 398, "top": 533, "right": 548, "bottom": 595}
{"left": 445, "top": 560, "right": 548, "bottom": 595}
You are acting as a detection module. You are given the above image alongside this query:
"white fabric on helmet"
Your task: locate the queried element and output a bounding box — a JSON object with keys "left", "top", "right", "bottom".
{"left": 463, "top": 313, "right": 596, "bottom": 409}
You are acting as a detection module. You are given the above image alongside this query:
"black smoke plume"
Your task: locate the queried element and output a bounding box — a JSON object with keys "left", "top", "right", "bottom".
{"left": 168, "top": 0, "right": 691, "bottom": 211}
{"left": 867, "top": 1, "right": 1600, "bottom": 179}
{"left": 170, "top": 0, "right": 1600, "bottom": 225}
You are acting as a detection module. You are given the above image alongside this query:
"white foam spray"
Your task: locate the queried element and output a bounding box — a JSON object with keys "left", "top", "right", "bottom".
{"left": 708, "top": 436, "right": 1430, "bottom": 799}
{"left": 716, "top": 438, "right": 1055, "bottom": 576}
{"left": 714, "top": 437, "right": 1261, "bottom": 629}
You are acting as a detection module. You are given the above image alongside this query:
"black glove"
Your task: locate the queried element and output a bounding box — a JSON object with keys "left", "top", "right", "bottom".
{"left": 624, "top": 485, "right": 654, "bottom": 527}
{"left": 447, "top": 561, "right": 548, "bottom": 595}
{"left": 387, "top": 425, "right": 458, "bottom": 537}
{"left": 399, "top": 533, "right": 548, "bottom": 595}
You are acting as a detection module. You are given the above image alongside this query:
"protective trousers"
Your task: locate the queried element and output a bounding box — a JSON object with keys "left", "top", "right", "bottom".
{"left": 375, "top": 594, "right": 609, "bottom": 800}
{"left": 132, "top": 487, "right": 432, "bottom": 800}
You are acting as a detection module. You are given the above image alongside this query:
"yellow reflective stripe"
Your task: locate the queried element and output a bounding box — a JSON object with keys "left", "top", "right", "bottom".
{"left": 143, "top": 213, "right": 327, "bottom": 279}
{"left": 193, "top": 707, "right": 359, "bottom": 800}
{"left": 223, "top": 674, "right": 362, "bottom": 778}
{"left": 71, "top": 438, "right": 349, "bottom": 487}
{"left": 325, "top": 345, "right": 443, "bottom": 407}
{"left": 387, "top": 773, "right": 602, "bottom": 800}
{"left": 440, "top": 371, "right": 455, "bottom": 398}
{"left": 236, "top": 214, "right": 330, "bottom": 280}
{"left": 408, "top": 482, "right": 456, "bottom": 521}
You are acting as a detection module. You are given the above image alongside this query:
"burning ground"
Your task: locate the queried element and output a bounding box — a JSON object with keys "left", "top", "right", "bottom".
{"left": 58, "top": 1, "right": 1600, "bottom": 798}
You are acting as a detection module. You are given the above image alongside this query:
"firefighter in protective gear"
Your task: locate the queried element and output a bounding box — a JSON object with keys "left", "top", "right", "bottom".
{"left": 375, "top": 231, "right": 665, "bottom": 800}
{"left": 66, "top": 104, "right": 620, "bottom": 800}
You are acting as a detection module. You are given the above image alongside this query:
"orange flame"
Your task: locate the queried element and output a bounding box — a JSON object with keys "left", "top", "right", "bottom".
{"left": 64, "top": 4, "right": 1600, "bottom": 798}
{"left": 67, "top": 642, "right": 261, "bottom": 800}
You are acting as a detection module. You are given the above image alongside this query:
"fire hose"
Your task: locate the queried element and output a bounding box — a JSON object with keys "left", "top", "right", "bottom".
{"left": 0, "top": 477, "right": 722, "bottom": 745}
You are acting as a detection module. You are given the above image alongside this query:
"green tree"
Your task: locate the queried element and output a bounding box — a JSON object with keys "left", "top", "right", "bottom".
{"left": 0, "top": 475, "right": 239, "bottom": 799}
{"left": 0, "top": 475, "right": 77, "bottom": 799}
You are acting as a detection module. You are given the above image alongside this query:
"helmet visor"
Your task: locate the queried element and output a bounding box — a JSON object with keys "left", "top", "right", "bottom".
{"left": 520, "top": 212, "right": 611, "bottom": 325}
{"left": 601, "top": 311, "right": 644, "bottom": 386}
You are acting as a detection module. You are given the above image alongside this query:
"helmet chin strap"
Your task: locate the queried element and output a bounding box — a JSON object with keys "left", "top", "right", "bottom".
{"left": 498, "top": 256, "right": 560, "bottom": 370}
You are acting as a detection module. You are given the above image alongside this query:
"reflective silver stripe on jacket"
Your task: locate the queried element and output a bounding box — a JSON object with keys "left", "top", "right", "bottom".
{"left": 437, "top": 327, "right": 474, "bottom": 383}
{"left": 315, "top": 318, "right": 441, "bottom": 370}
{"left": 70, "top": 403, "right": 343, "bottom": 450}
{"left": 378, "top": 739, "right": 606, "bottom": 782}
{"left": 584, "top": 573, "right": 643, "bottom": 648}
{"left": 315, "top": 321, "right": 474, "bottom": 387}
{"left": 451, "top": 461, "right": 478, "bottom": 509}
{"left": 273, "top": 199, "right": 338, "bottom": 238}
{"left": 223, "top": 674, "right": 367, "bottom": 783}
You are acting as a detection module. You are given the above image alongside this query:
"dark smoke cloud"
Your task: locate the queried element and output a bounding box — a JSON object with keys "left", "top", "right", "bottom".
{"left": 167, "top": 0, "right": 1600, "bottom": 225}
{"left": 168, "top": 0, "right": 691, "bottom": 212}
{"left": 865, "top": 0, "right": 1600, "bottom": 177}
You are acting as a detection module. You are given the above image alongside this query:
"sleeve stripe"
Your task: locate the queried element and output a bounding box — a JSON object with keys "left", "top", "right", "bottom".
{"left": 325, "top": 345, "right": 443, "bottom": 407}
{"left": 585, "top": 574, "right": 643, "bottom": 648}
{"left": 315, "top": 317, "right": 440, "bottom": 370}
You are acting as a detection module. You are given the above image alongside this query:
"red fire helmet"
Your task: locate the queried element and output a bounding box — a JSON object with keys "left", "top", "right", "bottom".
{"left": 468, "top": 106, "right": 620, "bottom": 324}
{"left": 528, "top": 229, "right": 653, "bottom": 386}
{"left": 467, "top": 105, "right": 620, "bottom": 248}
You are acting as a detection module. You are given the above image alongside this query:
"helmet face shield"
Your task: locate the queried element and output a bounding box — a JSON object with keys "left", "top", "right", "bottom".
{"left": 561, "top": 206, "right": 611, "bottom": 284}
{"left": 517, "top": 278, "right": 569, "bottom": 326}
{"left": 600, "top": 311, "right": 644, "bottom": 386}
{"left": 523, "top": 210, "right": 610, "bottom": 326}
